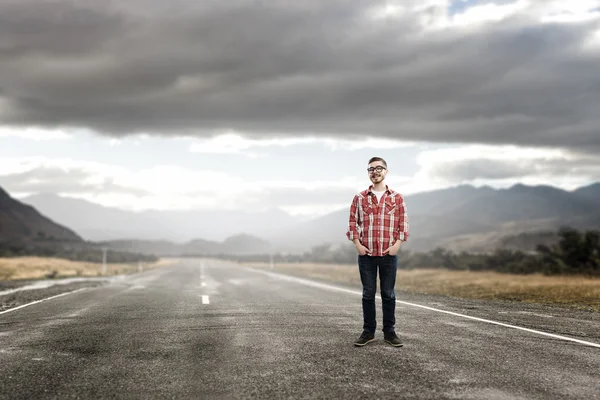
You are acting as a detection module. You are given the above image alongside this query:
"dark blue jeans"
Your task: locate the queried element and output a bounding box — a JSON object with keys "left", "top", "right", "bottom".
{"left": 358, "top": 254, "right": 398, "bottom": 334}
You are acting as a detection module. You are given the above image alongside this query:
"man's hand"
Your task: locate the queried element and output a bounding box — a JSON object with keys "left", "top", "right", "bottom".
{"left": 353, "top": 240, "right": 371, "bottom": 256}
{"left": 384, "top": 241, "right": 402, "bottom": 256}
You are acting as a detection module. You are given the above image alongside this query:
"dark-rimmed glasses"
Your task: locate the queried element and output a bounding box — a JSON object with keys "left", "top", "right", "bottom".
{"left": 367, "top": 166, "right": 386, "bottom": 173}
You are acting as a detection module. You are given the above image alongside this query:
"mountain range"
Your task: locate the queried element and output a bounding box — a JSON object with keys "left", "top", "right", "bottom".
{"left": 18, "top": 192, "right": 298, "bottom": 243}
{"left": 2, "top": 182, "right": 599, "bottom": 255}
{"left": 0, "top": 187, "right": 275, "bottom": 256}
{"left": 274, "top": 182, "right": 600, "bottom": 253}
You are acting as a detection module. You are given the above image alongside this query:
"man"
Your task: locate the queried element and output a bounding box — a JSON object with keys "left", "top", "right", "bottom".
{"left": 346, "top": 156, "right": 409, "bottom": 347}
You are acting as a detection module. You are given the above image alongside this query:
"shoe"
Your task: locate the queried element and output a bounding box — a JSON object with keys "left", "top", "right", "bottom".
{"left": 354, "top": 331, "right": 375, "bottom": 347}
{"left": 384, "top": 332, "right": 403, "bottom": 347}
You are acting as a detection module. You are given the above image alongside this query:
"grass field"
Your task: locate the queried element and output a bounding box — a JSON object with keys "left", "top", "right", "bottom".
{"left": 242, "top": 262, "right": 600, "bottom": 312}
{"left": 0, "top": 256, "right": 178, "bottom": 281}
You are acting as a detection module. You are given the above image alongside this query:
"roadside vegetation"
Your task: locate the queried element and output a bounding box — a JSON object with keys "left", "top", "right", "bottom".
{"left": 234, "top": 227, "right": 600, "bottom": 311}
{"left": 0, "top": 239, "right": 159, "bottom": 264}
{"left": 0, "top": 257, "right": 177, "bottom": 281}
{"left": 229, "top": 227, "right": 600, "bottom": 277}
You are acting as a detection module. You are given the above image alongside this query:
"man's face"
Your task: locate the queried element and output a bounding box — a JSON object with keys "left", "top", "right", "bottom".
{"left": 367, "top": 162, "right": 387, "bottom": 183}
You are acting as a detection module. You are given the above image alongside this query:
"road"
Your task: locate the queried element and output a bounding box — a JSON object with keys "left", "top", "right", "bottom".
{"left": 1, "top": 258, "right": 599, "bottom": 399}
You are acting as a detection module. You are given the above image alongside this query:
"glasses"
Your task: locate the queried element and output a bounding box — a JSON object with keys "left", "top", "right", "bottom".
{"left": 367, "top": 166, "right": 386, "bottom": 173}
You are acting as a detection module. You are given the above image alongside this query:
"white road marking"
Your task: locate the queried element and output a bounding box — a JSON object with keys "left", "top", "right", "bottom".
{"left": 199, "top": 263, "right": 207, "bottom": 288}
{"left": 0, "top": 288, "right": 89, "bottom": 316}
{"left": 0, "top": 277, "right": 103, "bottom": 296}
{"left": 247, "top": 268, "right": 600, "bottom": 349}
{"left": 202, "top": 295, "right": 210, "bottom": 304}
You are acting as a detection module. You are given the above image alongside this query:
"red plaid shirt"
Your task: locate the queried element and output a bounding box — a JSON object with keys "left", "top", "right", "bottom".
{"left": 346, "top": 185, "right": 409, "bottom": 256}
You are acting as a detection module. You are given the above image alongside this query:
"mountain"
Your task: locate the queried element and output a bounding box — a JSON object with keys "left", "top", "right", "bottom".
{"left": 574, "top": 182, "right": 600, "bottom": 201}
{"left": 0, "top": 187, "right": 82, "bottom": 243}
{"left": 21, "top": 193, "right": 299, "bottom": 242}
{"left": 0, "top": 185, "right": 272, "bottom": 259}
{"left": 268, "top": 182, "right": 600, "bottom": 253}
{"left": 0, "top": 186, "right": 273, "bottom": 258}
{"left": 450, "top": 184, "right": 598, "bottom": 223}
{"left": 19, "top": 193, "right": 178, "bottom": 241}
{"left": 219, "top": 234, "right": 272, "bottom": 254}
{"left": 399, "top": 184, "right": 496, "bottom": 216}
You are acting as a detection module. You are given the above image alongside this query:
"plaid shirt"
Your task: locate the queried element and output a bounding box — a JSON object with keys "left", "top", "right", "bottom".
{"left": 346, "top": 185, "right": 409, "bottom": 256}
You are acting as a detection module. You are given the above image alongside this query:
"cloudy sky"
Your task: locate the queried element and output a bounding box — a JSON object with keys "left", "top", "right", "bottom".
{"left": 1, "top": 0, "right": 600, "bottom": 219}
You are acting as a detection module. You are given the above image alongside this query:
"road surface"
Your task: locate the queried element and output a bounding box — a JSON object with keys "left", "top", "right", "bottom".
{"left": 1, "top": 258, "right": 599, "bottom": 399}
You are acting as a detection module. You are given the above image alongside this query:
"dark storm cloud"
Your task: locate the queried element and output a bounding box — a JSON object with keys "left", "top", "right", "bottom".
{"left": 1, "top": 0, "right": 599, "bottom": 149}
{"left": 430, "top": 152, "right": 600, "bottom": 182}
{"left": 430, "top": 159, "right": 529, "bottom": 181}
{"left": 0, "top": 166, "right": 150, "bottom": 195}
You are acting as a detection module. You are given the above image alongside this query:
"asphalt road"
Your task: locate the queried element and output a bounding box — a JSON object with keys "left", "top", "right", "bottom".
{"left": 1, "top": 258, "right": 599, "bottom": 399}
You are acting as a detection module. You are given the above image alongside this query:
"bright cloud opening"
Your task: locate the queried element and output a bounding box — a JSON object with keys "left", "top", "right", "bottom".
{"left": 0, "top": 126, "right": 75, "bottom": 141}
{"left": 189, "top": 132, "right": 417, "bottom": 157}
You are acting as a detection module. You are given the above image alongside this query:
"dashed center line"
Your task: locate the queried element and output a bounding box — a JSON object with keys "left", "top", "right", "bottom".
{"left": 202, "top": 295, "right": 210, "bottom": 304}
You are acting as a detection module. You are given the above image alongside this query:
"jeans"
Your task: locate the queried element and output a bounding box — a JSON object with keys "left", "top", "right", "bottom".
{"left": 358, "top": 254, "right": 398, "bottom": 334}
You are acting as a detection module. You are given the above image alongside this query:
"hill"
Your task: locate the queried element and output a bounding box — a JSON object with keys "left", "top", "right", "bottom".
{"left": 0, "top": 187, "right": 82, "bottom": 243}
{"left": 0, "top": 187, "right": 157, "bottom": 263}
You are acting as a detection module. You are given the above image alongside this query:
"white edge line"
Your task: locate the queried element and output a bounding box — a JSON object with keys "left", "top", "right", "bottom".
{"left": 245, "top": 267, "right": 600, "bottom": 349}
{"left": 0, "top": 288, "right": 89, "bottom": 316}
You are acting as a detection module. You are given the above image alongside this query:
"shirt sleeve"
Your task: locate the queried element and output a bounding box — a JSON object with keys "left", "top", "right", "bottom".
{"left": 395, "top": 194, "right": 410, "bottom": 242}
{"left": 346, "top": 195, "right": 361, "bottom": 241}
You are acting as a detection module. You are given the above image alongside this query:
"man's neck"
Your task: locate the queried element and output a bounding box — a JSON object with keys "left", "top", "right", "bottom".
{"left": 372, "top": 182, "right": 386, "bottom": 192}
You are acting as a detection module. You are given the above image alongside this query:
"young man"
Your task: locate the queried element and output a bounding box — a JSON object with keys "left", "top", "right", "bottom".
{"left": 346, "top": 156, "right": 409, "bottom": 347}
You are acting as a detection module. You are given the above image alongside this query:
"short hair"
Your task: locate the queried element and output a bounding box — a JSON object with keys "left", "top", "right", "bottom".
{"left": 368, "top": 157, "right": 387, "bottom": 168}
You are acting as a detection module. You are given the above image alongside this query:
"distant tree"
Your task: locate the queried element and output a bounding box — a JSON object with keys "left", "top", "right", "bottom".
{"left": 536, "top": 227, "right": 600, "bottom": 276}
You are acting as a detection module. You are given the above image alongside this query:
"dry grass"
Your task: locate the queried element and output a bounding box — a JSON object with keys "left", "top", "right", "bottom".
{"left": 0, "top": 256, "right": 179, "bottom": 281}
{"left": 243, "top": 262, "right": 600, "bottom": 311}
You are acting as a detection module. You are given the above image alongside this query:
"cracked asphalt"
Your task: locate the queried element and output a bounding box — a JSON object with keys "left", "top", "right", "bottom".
{"left": 0, "top": 258, "right": 599, "bottom": 399}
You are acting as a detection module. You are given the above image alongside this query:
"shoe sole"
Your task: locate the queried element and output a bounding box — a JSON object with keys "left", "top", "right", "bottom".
{"left": 385, "top": 340, "right": 403, "bottom": 347}
{"left": 354, "top": 337, "right": 376, "bottom": 347}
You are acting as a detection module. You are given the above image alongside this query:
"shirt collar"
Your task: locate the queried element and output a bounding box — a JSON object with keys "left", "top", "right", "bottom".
{"left": 367, "top": 184, "right": 391, "bottom": 194}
